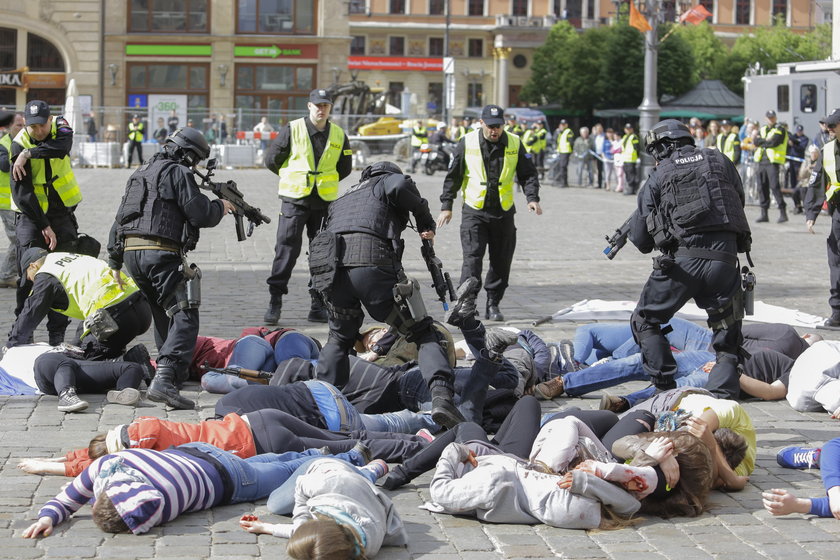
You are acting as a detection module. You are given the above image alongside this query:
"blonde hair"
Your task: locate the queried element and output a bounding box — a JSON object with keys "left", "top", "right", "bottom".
{"left": 286, "top": 518, "right": 361, "bottom": 560}
{"left": 92, "top": 492, "right": 129, "bottom": 533}
{"left": 88, "top": 433, "right": 108, "bottom": 459}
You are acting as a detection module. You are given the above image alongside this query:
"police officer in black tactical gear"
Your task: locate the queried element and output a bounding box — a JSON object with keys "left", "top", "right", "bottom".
{"left": 627, "top": 119, "right": 752, "bottom": 400}
{"left": 309, "top": 161, "right": 465, "bottom": 429}
{"left": 107, "top": 127, "right": 234, "bottom": 409}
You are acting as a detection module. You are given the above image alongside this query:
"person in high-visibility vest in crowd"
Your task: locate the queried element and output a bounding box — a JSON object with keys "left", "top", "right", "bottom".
{"left": 554, "top": 119, "right": 573, "bottom": 188}
{"left": 716, "top": 120, "right": 741, "bottom": 164}
{"left": 5, "top": 248, "right": 152, "bottom": 362}
{"left": 504, "top": 117, "right": 524, "bottom": 137}
{"left": 126, "top": 114, "right": 145, "bottom": 168}
{"left": 620, "top": 122, "right": 641, "bottom": 196}
{"left": 263, "top": 88, "right": 353, "bottom": 325}
{"left": 448, "top": 117, "right": 466, "bottom": 142}
{"left": 753, "top": 109, "right": 789, "bottom": 223}
{"left": 10, "top": 100, "right": 82, "bottom": 346}
{"left": 0, "top": 111, "right": 24, "bottom": 288}
{"left": 522, "top": 122, "right": 547, "bottom": 179}
{"left": 804, "top": 108, "right": 840, "bottom": 326}
{"left": 409, "top": 119, "right": 428, "bottom": 173}
{"left": 437, "top": 104, "right": 543, "bottom": 323}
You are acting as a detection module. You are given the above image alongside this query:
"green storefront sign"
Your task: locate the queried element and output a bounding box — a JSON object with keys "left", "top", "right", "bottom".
{"left": 126, "top": 44, "right": 212, "bottom": 56}
{"left": 234, "top": 45, "right": 303, "bottom": 58}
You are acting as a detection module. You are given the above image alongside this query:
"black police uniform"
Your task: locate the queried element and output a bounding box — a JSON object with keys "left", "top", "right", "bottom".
{"left": 441, "top": 132, "right": 540, "bottom": 317}
{"left": 108, "top": 146, "right": 225, "bottom": 407}
{"left": 628, "top": 143, "right": 751, "bottom": 400}
{"left": 9, "top": 116, "right": 79, "bottom": 345}
{"left": 264, "top": 119, "right": 352, "bottom": 317}
{"left": 311, "top": 164, "right": 463, "bottom": 428}
{"left": 804, "top": 122, "right": 840, "bottom": 324}
{"left": 754, "top": 121, "right": 788, "bottom": 220}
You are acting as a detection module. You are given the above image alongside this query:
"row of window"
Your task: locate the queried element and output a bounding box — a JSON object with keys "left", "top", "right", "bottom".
{"left": 660, "top": 0, "right": 789, "bottom": 25}
{"left": 350, "top": 36, "right": 485, "bottom": 57}
{"left": 129, "top": 0, "right": 314, "bottom": 34}
{"left": 374, "top": 0, "right": 526, "bottom": 16}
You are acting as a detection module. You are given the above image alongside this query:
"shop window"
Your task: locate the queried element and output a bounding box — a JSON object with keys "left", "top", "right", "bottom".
{"left": 128, "top": 62, "right": 208, "bottom": 91}
{"left": 777, "top": 85, "right": 789, "bottom": 113}
{"left": 390, "top": 37, "right": 405, "bottom": 56}
{"left": 235, "top": 63, "right": 317, "bottom": 129}
{"left": 468, "top": 0, "right": 484, "bottom": 16}
{"left": 0, "top": 28, "right": 16, "bottom": 69}
{"left": 27, "top": 88, "right": 65, "bottom": 106}
{"left": 800, "top": 84, "right": 817, "bottom": 113}
{"left": 27, "top": 34, "right": 64, "bottom": 73}
{"left": 429, "top": 0, "right": 445, "bottom": 15}
{"left": 351, "top": 36, "right": 366, "bottom": 56}
{"left": 129, "top": 0, "right": 209, "bottom": 33}
{"left": 429, "top": 37, "right": 444, "bottom": 57}
{"left": 468, "top": 39, "right": 483, "bottom": 58}
{"left": 237, "top": 0, "right": 315, "bottom": 35}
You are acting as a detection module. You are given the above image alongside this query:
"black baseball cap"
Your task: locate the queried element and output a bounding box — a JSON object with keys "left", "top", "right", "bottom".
{"left": 19, "top": 247, "right": 49, "bottom": 286}
{"left": 795, "top": 124, "right": 804, "bottom": 132}
{"left": 765, "top": 110, "right": 777, "bottom": 118}
{"left": 0, "top": 110, "right": 13, "bottom": 128}
{"left": 24, "top": 100, "right": 50, "bottom": 125}
{"left": 309, "top": 88, "right": 332, "bottom": 105}
{"left": 825, "top": 109, "right": 840, "bottom": 128}
{"left": 481, "top": 105, "right": 505, "bottom": 126}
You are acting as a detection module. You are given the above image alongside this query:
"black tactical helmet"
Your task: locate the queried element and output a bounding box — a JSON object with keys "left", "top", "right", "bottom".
{"left": 645, "top": 119, "right": 693, "bottom": 160}
{"left": 361, "top": 160, "right": 403, "bottom": 180}
{"left": 166, "top": 127, "right": 211, "bottom": 166}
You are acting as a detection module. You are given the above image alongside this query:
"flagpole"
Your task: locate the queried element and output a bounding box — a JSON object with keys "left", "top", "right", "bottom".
{"left": 638, "top": 0, "right": 661, "bottom": 179}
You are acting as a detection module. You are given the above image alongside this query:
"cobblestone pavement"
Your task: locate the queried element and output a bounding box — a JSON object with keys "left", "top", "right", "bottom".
{"left": 0, "top": 164, "right": 837, "bottom": 559}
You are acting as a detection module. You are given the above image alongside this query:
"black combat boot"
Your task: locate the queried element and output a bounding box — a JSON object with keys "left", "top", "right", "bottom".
{"left": 429, "top": 379, "right": 465, "bottom": 430}
{"left": 777, "top": 207, "right": 788, "bottom": 223}
{"left": 485, "top": 300, "right": 504, "bottom": 322}
{"left": 147, "top": 365, "right": 195, "bottom": 409}
{"left": 652, "top": 373, "right": 677, "bottom": 393}
{"left": 756, "top": 209, "right": 769, "bottom": 223}
{"left": 307, "top": 293, "right": 328, "bottom": 323}
{"left": 445, "top": 276, "right": 479, "bottom": 327}
{"left": 263, "top": 295, "right": 282, "bottom": 325}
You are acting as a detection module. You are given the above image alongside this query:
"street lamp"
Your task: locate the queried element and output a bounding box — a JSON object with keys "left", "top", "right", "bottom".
{"left": 637, "top": 0, "right": 662, "bottom": 178}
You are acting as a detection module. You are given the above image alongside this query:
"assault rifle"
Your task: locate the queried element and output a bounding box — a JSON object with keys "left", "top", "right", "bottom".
{"left": 195, "top": 159, "right": 272, "bottom": 241}
{"left": 200, "top": 362, "right": 273, "bottom": 385}
{"left": 603, "top": 215, "right": 634, "bottom": 260}
{"left": 421, "top": 238, "right": 456, "bottom": 310}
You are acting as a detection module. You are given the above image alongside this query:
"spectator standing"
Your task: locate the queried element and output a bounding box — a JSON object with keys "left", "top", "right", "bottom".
{"left": 592, "top": 123, "right": 606, "bottom": 189}
{"left": 788, "top": 124, "right": 810, "bottom": 212}
{"left": 554, "top": 119, "right": 573, "bottom": 188}
{"left": 573, "top": 127, "right": 594, "bottom": 187}
{"left": 253, "top": 117, "right": 275, "bottom": 151}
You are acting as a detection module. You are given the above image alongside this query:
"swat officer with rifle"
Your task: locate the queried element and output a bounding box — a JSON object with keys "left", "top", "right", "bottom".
{"left": 625, "top": 119, "right": 752, "bottom": 400}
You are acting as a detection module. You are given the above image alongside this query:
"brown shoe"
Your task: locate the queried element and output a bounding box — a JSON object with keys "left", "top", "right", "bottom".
{"left": 535, "top": 376, "right": 564, "bottom": 400}
{"left": 599, "top": 393, "right": 629, "bottom": 413}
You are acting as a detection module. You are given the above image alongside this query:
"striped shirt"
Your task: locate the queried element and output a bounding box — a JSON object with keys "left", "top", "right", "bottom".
{"left": 39, "top": 448, "right": 223, "bottom": 533}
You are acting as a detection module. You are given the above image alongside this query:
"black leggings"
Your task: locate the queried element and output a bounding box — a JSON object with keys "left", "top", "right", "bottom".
{"left": 401, "top": 395, "right": 543, "bottom": 481}
{"left": 244, "top": 409, "right": 427, "bottom": 463}
{"left": 545, "top": 407, "right": 656, "bottom": 455}
{"left": 33, "top": 353, "right": 144, "bottom": 395}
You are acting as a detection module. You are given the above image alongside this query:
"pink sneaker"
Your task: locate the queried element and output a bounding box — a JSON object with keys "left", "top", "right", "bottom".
{"left": 415, "top": 428, "right": 435, "bottom": 443}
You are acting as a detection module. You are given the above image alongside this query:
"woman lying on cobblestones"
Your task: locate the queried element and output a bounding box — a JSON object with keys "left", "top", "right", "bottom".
{"left": 240, "top": 457, "right": 407, "bottom": 558}
{"left": 17, "top": 408, "right": 428, "bottom": 477}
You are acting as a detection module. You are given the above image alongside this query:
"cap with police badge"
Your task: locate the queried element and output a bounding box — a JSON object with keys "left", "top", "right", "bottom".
{"left": 481, "top": 105, "right": 505, "bottom": 126}
{"left": 765, "top": 110, "right": 777, "bottom": 118}
{"left": 24, "top": 100, "right": 50, "bottom": 125}
{"left": 309, "top": 88, "right": 332, "bottom": 105}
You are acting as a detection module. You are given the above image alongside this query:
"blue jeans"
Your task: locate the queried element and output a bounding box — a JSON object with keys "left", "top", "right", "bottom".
{"left": 178, "top": 443, "right": 363, "bottom": 504}
{"left": 266, "top": 459, "right": 379, "bottom": 515}
{"left": 562, "top": 350, "right": 714, "bottom": 397}
{"left": 359, "top": 409, "right": 438, "bottom": 433}
{"left": 573, "top": 318, "right": 712, "bottom": 364}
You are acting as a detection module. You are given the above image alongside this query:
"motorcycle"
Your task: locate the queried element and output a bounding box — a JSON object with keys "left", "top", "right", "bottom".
{"left": 419, "top": 143, "right": 452, "bottom": 176}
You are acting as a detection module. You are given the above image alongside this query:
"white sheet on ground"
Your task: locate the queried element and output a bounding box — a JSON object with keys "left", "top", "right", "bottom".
{"left": 548, "top": 299, "right": 825, "bottom": 329}
{"left": 0, "top": 344, "right": 61, "bottom": 393}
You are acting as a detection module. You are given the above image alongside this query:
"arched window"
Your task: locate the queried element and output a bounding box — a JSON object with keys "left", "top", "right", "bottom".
{"left": 27, "top": 34, "right": 64, "bottom": 72}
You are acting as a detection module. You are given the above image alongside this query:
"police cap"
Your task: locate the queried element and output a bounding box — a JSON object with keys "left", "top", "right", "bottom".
{"left": 481, "top": 105, "right": 505, "bottom": 126}
{"left": 765, "top": 110, "right": 777, "bottom": 118}
{"left": 309, "top": 88, "right": 333, "bottom": 105}
{"left": 166, "top": 127, "right": 211, "bottom": 163}
{"left": 825, "top": 108, "right": 840, "bottom": 128}
{"left": 24, "top": 100, "right": 50, "bottom": 125}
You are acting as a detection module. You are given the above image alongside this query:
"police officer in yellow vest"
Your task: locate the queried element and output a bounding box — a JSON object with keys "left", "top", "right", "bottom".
{"left": 6, "top": 248, "right": 152, "bottom": 360}
{"left": 437, "top": 104, "right": 542, "bottom": 322}
{"left": 553, "top": 119, "right": 573, "bottom": 188}
{"left": 504, "top": 117, "right": 524, "bottom": 137}
{"left": 715, "top": 120, "right": 741, "bottom": 164}
{"left": 127, "top": 114, "right": 145, "bottom": 168}
{"left": 620, "top": 122, "right": 641, "bottom": 195}
{"left": 0, "top": 111, "right": 24, "bottom": 288}
{"left": 804, "top": 108, "right": 840, "bottom": 326}
{"left": 10, "top": 100, "right": 82, "bottom": 345}
{"left": 448, "top": 117, "right": 466, "bottom": 142}
{"left": 409, "top": 119, "right": 428, "bottom": 174}
{"left": 754, "top": 109, "right": 789, "bottom": 223}
{"left": 522, "top": 121, "right": 548, "bottom": 179}
{"left": 264, "top": 88, "right": 352, "bottom": 325}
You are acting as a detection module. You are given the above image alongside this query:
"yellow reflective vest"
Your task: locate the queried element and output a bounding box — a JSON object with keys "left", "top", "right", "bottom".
{"left": 11, "top": 121, "right": 82, "bottom": 213}
{"left": 621, "top": 133, "right": 639, "bottom": 163}
{"left": 128, "top": 122, "right": 144, "bottom": 142}
{"left": 0, "top": 134, "right": 12, "bottom": 210}
{"left": 522, "top": 129, "right": 536, "bottom": 154}
{"left": 556, "top": 128, "right": 573, "bottom": 154}
{"left": 716, "top": 132, "right": 738, "bottom": 162}
{"left": 461, "top": 130, "right": 520, "bottom": 212}
{"left": 277, "top": 118, "right": 347, "bottom": 201}
{"left": 754, "top": 124, "right": 788, "bottom": 164}
{"left": 535, "top": 128, "right": 547, "bottom": 153}
{"left": 411, "top": 125, "right": 428, "bottom": 147}
{"left": 36, "top": 253, "right": 138, "bottom": 320}
{"left": 823, "top": 140, "right": 840, "bottom": 203}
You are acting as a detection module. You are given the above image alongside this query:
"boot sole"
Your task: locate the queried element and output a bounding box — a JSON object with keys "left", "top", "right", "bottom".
{"left": 58, "top": 400, "right": 89, "bottom": 413}
{"left": 147, "top": 388, "right": 195, "bottom": 410}
{"left": 431, "top": 405, "right": 466, "bottom": 430}
{"left": 106, "top": 388, "right": 141, "bottom": 406}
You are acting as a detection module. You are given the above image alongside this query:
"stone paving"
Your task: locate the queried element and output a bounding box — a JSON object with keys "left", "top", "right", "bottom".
{"left": 0, "top": 163, "right": 838, "bottom": 559}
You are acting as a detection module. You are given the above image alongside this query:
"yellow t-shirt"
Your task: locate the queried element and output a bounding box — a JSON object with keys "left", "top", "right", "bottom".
{"left": 678, "top": 394, "right": 756, "bottom": 477}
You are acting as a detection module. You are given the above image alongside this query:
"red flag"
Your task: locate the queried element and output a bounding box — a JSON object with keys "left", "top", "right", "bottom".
{"left": 680, "top": 4, "right": 713, "bottom": 25}
{"left": 629, "top": 1, "right": 652, "bottom": 33}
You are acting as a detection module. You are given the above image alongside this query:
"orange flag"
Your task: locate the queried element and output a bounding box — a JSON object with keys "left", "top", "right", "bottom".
{"left": 629, "top": 2, "right": 652, "bottom": 33}
{"left": 680, "top": 4, "right": 713, "bottom": 25}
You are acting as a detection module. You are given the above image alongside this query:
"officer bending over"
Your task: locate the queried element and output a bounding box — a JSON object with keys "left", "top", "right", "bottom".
{"left": 628, "top": 119, "right": 751, "bottom": 400}
{"left": 6, "top": 248, "right": 151, "bottom": 360}
{"left": 310, "top": 161, "right": 465, "bottom": 429}
{"left": 108, "top": 127, "right": 234, "bottom": 409}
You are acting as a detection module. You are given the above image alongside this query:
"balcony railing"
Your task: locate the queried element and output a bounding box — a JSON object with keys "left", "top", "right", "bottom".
{"left": 495, "top": 15, "right": 557, "bottom": 28}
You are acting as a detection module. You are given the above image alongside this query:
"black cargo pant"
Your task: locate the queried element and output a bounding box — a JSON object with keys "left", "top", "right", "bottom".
{"left": 758, "top": 161, "right": 785, "bottom": 210}
{"left": 460, "top": 209, "right": 516, "bottom": 305}
{"left": 124, "top": 249, "right": 197, "bottom": 380}
{"left": 555, "top": 153, "right": 570, "bottom": 187}
{"left": 826, "top": 209, "right": 840, "bottom": 318}
{"left": 74, "top": 291, "right": 153, "bottom": 360}
{"left": 267, "top": 198, "right": 328, "bottom": 297}
{"left": 631, "top": 254, "right": 743, "bottom": 400}
{"left": 316, "top": 264, "right": 453, "bottom": 392}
